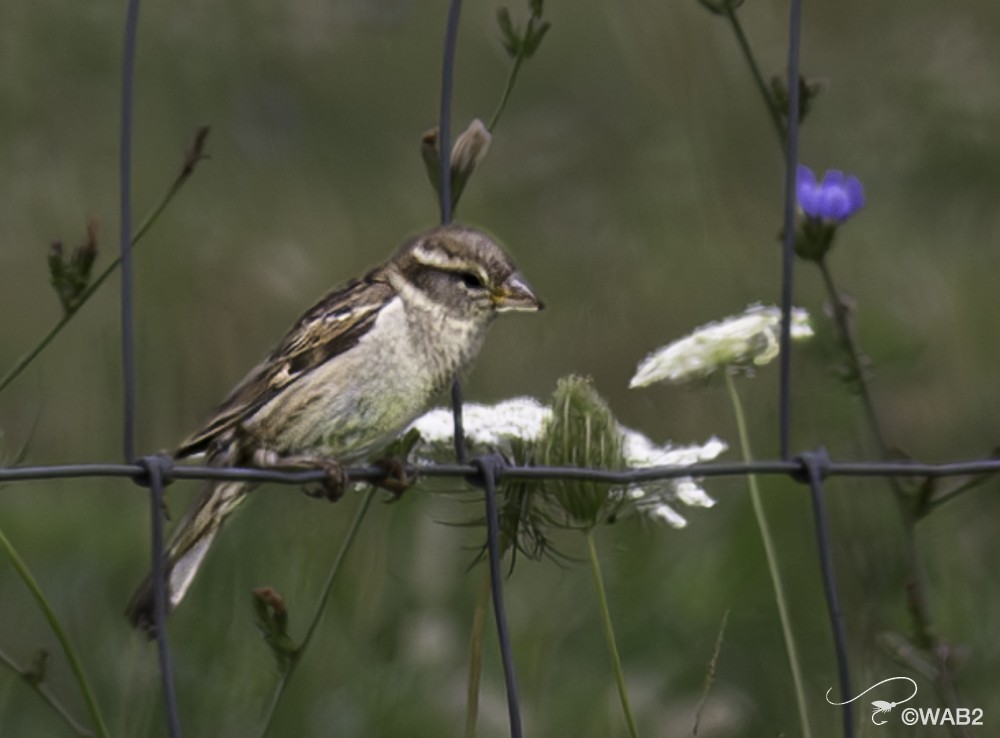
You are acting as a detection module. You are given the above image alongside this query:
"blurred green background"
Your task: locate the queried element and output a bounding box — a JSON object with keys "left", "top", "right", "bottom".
{"left": 2, "top": 0, "right": 999, "bottom": 736}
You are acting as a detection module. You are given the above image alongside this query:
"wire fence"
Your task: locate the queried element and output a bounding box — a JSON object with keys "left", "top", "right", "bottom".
{"left": 2, "top": 1, "right": 997, "bottom": 738}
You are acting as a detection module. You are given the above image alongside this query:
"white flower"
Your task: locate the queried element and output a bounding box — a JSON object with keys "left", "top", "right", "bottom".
{"left": 408, "top": 398, "right": 548, "bottom": 461}
{"left": 407, "top": 399, "right": 726, "bottom": 527}
{"left": 621, "top": 433, "right": 727, "bottom": 528}
{"left": 629, "top": 304, "right": 813, "bottom": 388}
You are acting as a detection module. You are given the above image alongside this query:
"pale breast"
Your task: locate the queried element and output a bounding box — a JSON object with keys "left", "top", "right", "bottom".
{"left": 244, "top": 295, "right": 490, "bottom": 461}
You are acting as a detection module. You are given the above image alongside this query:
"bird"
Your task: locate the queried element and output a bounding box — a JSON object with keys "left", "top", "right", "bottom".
{"left": 126, "top": 223, "right": 542, "bottom": 633}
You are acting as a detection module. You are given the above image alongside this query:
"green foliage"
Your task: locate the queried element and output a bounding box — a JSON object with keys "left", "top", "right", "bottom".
{"left": 696, "top": 0, "right": 747, "bottom": 16}
{"left": 23, "top": 648, "right": 48, "bottom": 688}
{"left": 496, "top": 2, "right": 550, "bottom": 60}
{"left": 769, "top": 75, "right": 825, "bottom": 128}
{"left": 47, "top": 220, "right": 98, "bottom": 317}
{"left": 379, "top": 427, "right": 423, "bottom": 462}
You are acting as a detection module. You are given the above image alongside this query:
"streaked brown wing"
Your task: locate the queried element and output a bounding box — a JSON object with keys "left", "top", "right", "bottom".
{"left": 177, "top": 268, "right": 394, "bottom": 458}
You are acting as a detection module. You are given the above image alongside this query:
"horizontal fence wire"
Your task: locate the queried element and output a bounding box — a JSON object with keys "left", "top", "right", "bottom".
{"left": 3, "top": 456, "right": 1000, "bottom": 486}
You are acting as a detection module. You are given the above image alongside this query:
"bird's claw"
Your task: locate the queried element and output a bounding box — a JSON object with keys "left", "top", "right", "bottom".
{"left": 373, "top": 458, "right": 412, "bottom": 499}
{"left": 298, "top": 459, "right": 346, "bottom": 502}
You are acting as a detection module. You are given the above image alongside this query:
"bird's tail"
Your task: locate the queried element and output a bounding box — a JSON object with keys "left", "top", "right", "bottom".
{"left": 126, "top": 480, "right": 251, "bottom": 636}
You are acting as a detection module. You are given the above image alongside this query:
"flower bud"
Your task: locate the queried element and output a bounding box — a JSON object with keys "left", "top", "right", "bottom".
{"left": 450, "top": 118, "right": 492, "bottom": 185}
{"left": 539, "top": 376, "right": 626, "bottom": 528}
{"left": 420, "top": 119, "right": 492, "bottom": 212}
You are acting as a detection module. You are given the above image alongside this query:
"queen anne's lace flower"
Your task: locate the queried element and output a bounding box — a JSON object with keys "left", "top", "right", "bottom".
{"left": 408, "top": 399, "right": 726, "bottom": 528}
{"left": 629, "top": 304, "right": 813, "bottom": 388}
{"left": 409, "top": 397, "right": 549, "bottom": 454}
{"left": 620, "top": 431, "right": 726, "bottom": 527}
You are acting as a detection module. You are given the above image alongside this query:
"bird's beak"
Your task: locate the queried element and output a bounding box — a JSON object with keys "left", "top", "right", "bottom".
{"left": 493, "top": 273, "right": 544, "bottom": 312}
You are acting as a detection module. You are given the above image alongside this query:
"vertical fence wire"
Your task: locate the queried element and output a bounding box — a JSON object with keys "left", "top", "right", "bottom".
{"left": 119, "top": 1, "right": 181, "bottom": 733}
{"left": 437, "top": 0, "right": 462, "bottom": 227}
{"left": 777, "top": 7, "right": 855, "bottom": 736}
{"left": 778, "top": 0, "right": 803, "bottom": 461}
{"left": 438, "top": 0, "right": 470, "bottom": 465}
{"left": 451, "top": 380, "right": 469, "bottom": 464}
{"left": 476, "top": 457, "right": 523, "bottom": 738}
{"left": 801, "top": 451, "right": 854, "bottom": 738}
{"left": 119, "top": 0, "right": 140, "bottom": 466}
{"left": 144, "top": 457, "right": 181, "bottom": 738}
{"left": 435, "top": 3, "right": 520, "bottom": 735}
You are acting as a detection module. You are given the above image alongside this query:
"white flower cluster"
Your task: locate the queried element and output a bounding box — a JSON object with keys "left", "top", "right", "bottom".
{"left": 620, "top": 430, "right": 725, "bottom": 526}
{"left": 629, "top": 304, "right": 813, "bottom": 388}
{"left": 407, "top": 398, "right": 726, "bottom": 528}
{"left": 408, "top": 397, "right": 549, "bottom": 455}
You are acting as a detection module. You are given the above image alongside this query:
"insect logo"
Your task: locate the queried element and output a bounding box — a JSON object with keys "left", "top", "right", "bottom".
{"left": 825, "top": 677, "right": 919, "bottom": 726}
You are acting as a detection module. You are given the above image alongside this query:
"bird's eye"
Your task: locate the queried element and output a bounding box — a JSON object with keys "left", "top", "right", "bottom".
{"left": 459, "top": 271, "right": 485, "bottom": 290}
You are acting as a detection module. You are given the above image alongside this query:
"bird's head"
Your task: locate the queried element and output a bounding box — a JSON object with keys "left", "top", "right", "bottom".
{"left": 391, "top": 224, "right": 544, "bottom": 319}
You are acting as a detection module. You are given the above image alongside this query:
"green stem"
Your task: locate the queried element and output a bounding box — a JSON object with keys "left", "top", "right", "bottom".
{"left": 816, "top": 258, "right": 967, "bottom": 726}
{"left": 816, "top": 258, "right": 891, "bottom": 463}
{"left": 584, "top": 528, "right": 639, "bottom": 738}
{"left": 0, "top": 128, "right": 208, "bottom": 396}
{"left": 257, "top": 487, "right": 376, "bottom": 737}
{"left": 0, "top": 646, "right": 95, "bottom": 737}
{"left": 487, "top": 54, "right": 526, "bottom": 133}
{"left": 724, "top": 372, "right": 811, "bottom": 738}
{"left": 691, "top": 609, "right": 729, "bottom": 737}
{"left": 722, "top": 4, "right": 786, "bottom": 148}
{"left": 464, "top": 569, "right": 491, "bottom": 738}
{"left": 0, "top": 527, "right": 110, "bottom": 738}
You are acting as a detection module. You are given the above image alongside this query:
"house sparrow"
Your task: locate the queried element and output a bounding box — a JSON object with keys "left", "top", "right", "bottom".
{"left": 126, "top": 223, "right": 542, "bottom": 633}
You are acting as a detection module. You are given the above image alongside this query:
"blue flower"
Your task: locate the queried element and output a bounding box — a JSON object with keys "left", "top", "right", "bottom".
{"left": 796, "top": 164, "right": 865, "bottom": 222}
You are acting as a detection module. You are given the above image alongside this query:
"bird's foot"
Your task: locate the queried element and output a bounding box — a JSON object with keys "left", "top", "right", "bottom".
{"left": 372, "top": 457, "right": 412, "bottom": 500}
{"left": 301, "top": 458, "right": 347, "bottom": 502}
{"left": 251, "top": 449, "right": 346, "bottom": 502}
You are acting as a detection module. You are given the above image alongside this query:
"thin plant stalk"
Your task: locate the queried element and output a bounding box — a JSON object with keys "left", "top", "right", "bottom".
{"left": 721, "top": 4, "right": 785, "bottom": 148}
{"left": 724, "top": 371, "right": 812, "bottom": 738}
{"left": 464, "top": 569, "right": 491, "bottom": 738}
{"left": 815, "top": 258, "right": 890, "bottom": 465}
{"left": 691, "top": 609, "right": 730, "bottom": 736}
{"left": 815, "top": 258, "right": 927, "bottom": 613}
{"left": 0, "top": 127, "right": 209, "bottom": 397}
{"left": 585, "top": 528, "right": 639, "bottom": 738}
{"left": 817, "top": 257, "right": 966, "bottom": 722}
{"left": 487, "top": 54, "right": 526, "bottom": 133}
{"left": 0, "top": 646, "right": 95, "bottom": 738}
{"left": 0, "top": 527, "right": 110, "bottom": 738}
{"left": 257, "top": 487, "right": 376, "bottom": 737}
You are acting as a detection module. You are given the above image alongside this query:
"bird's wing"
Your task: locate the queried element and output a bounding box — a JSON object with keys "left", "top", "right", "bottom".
{"left": 177, "top": 268, "right": 395, "bottom": 458}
